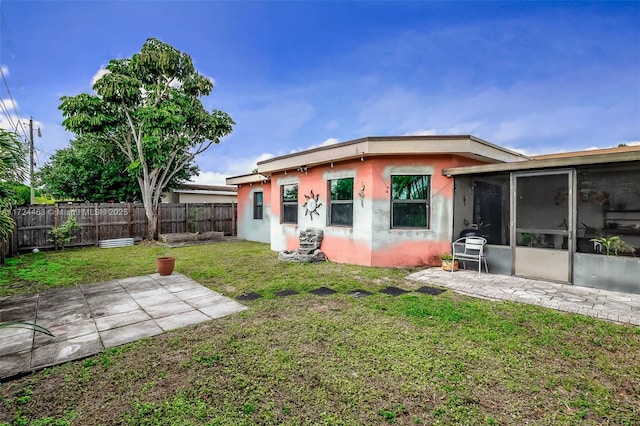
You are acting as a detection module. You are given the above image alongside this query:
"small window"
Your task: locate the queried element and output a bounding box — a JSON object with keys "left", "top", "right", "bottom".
{"left": 281, "top": 184, "right": 298, "bottom": 224}
{"left": 253, "top": 192, "right": 263, "bottom": 220}
{"left": 329, "top": 178, "right": 354, "bottom": 226}
{"left": 391, "top": 175, "right": 430, "bottom": 228}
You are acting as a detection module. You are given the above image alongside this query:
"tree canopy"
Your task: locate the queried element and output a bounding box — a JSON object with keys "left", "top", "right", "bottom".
{"left": 37, "top": 135, "right": 195, "bottom": 202}
{"left": 59, "top": 38, "right": 234, "bottom": 238}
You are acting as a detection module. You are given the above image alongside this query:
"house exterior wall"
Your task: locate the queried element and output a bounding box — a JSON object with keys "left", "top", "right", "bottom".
{"left": 174, "top": 193, "right": 237, "bottom": 204}
{"left": 265, "top": 155, "right": 483, "bottom": 267}
{"left": 236, "top": 182, "right": 271, "bottom": 244}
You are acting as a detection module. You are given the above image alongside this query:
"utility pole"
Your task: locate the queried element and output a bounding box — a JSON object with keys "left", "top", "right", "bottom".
{"left": 29, "top": 117, "right": 35, "bottom": 204}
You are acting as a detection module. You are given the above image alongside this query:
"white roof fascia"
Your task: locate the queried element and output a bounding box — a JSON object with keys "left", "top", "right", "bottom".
{"left": 173, "top": 189, "right": 237, "bottom": 195}
{"left": 226, "top": 174, "right": 270, "bottom": 185}
{"left": 255, "top": 136, "right": 528, "bottom": 175}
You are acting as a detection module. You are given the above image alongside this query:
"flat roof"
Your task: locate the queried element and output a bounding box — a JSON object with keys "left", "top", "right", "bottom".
{"left": 226, "top": 173, "right": 270, "bottom": 186}
{"left": 254, "top": 135, "right": 528, "bottom": 176}
{"left": 443, "top": 145, "right": 640, "bottom": 176}
{"left": 175, "top": 184, "right": 237, "bottom": 194}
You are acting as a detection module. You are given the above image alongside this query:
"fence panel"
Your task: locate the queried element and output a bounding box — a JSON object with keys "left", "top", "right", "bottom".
{"left": 4, "top": 202, "right": 236, "bottom": 257}
{"left": 212, "top": 203, "right": 237, "bottom": 236}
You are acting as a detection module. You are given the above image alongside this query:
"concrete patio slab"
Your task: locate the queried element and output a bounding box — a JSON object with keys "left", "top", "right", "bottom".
{"left": 133, "top": 292, "right": 181, "bottom": 308}
{"left": 145, "top": 300, "right": 194, "bottom": 319}
{"left": 163, "top": 280, "right": 202, "bottom": 293}
{"left": 408, "top": 268, "right": 640, "bottom": 326}
{"left": 94, "top": 310, "right": 152, "bottom": 332}
{"left": 173, "top": 287, "right": 218, "bottom": 301}
{"left": 185, "top": 294, "right": 227, "bottom": 309}
{"left": 200, "top": 300, "right": 248, "bottom": 319}
{"left": 0, "top": 272, "right": 247, "bottom": 380}
{"left": 33, "top": 319, "right": 98, "bottom": 348}
{"left": 155, "top": 310, "right": 211, "bottom": 331}
{"left": 0, "top": 350, "right": 30, "bottom": 374}
{"left": 31, "top": 333, "right": 103, "bottom": 369}
{"left": 80, "top": 280, "right": 125, "bottom": 296}
{"left": 99, "top": 320, "right": 163, "bottom": 348}
{"left": 0, "top": 331, "right": 32, "bottom": 357}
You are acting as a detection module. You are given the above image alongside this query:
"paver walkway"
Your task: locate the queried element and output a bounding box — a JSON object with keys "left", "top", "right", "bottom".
{"left": 0, "top": 273, "right": 246, "bottom": 380}
{"left": 407, "top": 268, "right": 640, "bottom": 326}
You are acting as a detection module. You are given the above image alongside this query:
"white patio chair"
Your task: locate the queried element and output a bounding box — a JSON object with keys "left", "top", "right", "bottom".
{"left": 451, "top": 237, "right": 488, "bottom": 275}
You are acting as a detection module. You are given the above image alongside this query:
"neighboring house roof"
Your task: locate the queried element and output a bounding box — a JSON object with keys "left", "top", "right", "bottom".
{"left": 172, "top": 184, "right": 237, "bottom": 195}
{"left": 443, "top": 145, "right": 640, "bottom": 176}
{"left": 531, "top": 144, "right": 640, "bottom": 160}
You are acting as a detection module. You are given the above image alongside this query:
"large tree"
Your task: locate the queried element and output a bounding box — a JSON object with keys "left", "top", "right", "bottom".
{"left": 37, "top": 135, "right": 196, "bottom": 202}
{"left": 0, "top": 129, "right": 27, "bottom": 243}
{"left": 59, "top": 38, "right": 234, "bottom": 239}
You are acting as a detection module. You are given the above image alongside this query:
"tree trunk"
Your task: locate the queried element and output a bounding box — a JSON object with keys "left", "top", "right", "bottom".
{"left": 145, "top": 203, "right": 159, "bottom": 240}
{"left": 139, "top": 175, "right": 159, "bottom": 241}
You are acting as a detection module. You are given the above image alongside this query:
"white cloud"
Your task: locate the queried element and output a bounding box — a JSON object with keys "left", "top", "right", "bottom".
{"left": 0, "top": 65, "right": 8, "bottom": 76}
{"left": 351, "top": 79, "right": 639, "bottom": 154}
{"left": 0, "top": 98, "right": 39, "bottom": 140}
{"left": 201, "top": 73, "right": 216, "bottom": 86}
{"left": 91, "top": 68, "right": 110, "bottom": 86}
{"left": 306, "top": 137, "right": 339, "bottom": 150}
{"left": 192, "top": 152, "right": 276, "bottom": 185}
{"left": 288, "top": 137, "right": 340, "bottom": 154}
{"left": 404, "top": 129, "right": 437, "bottom": 136}
{"left": 189, "top": 171, "right": 230, "bottom": 186}
{"left": 0, "top": 97, "right": 17, "bottom": 111}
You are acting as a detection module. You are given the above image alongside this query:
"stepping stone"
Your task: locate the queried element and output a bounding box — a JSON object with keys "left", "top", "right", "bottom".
{"left": 236, "top": 292, "right": 262, "bottom": 301}
{"left": 350, "top": 289, "right": 373, "bottom": 298}
{"left": 275, "top": 289, "right": 299, "bottom": 298}
{"left": 380, "top": 286, "right": 409, "bottom": 296}
{"left": 416, "top": 286, "right": 446, "bottom": 296}
{"left": 309, "top": 287, "right": 337, "bottom": 296}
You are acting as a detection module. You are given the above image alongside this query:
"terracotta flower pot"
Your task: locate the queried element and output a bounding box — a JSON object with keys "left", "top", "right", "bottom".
{"left": 156, "top": 257, "right": 175, "bottom": 276}
{"left": 441, "top": 259, "right": 459, "bottom": 272}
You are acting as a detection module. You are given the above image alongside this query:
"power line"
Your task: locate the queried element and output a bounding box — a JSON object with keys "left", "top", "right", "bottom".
{"left": 0, "top": 94, "right": 20, "bottom": 132}
{"left": 0, "top": 7, "right": 16, "bottom": 59}
{"left": 0, "top": 65, "right": 29, "bottom": 140}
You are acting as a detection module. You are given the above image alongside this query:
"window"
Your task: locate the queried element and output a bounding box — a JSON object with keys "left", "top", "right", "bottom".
{"left": 576, "top": 163, "right": 640, "bottom": 253}
{"left": 329, "top": 178, "right": 354, "bottom": 226}
{"left": 281, "top": 184, "right": 298, "bottom": 224}
{"left": 391, "top": 175, "right": 430, "bottom": 228}
{"left": 253, "top": 192, "right": 263, "bottom": 220}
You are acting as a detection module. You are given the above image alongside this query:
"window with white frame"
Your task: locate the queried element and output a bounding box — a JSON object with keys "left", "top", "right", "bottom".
{"left": 391, "top": 175, "right": 430, "bottom": 228}
{"left": 329, "top": 178, "right": 354, "bottom": 226}
{"left": 253, "top": 192, "right": 263, "bottom": 220}
{"left": 281, "top": 184, "right": 298, "bottom": 224}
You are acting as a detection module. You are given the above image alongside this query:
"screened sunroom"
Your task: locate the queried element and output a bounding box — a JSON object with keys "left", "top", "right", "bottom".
{"left": 447, "top": 147, "right": 640, "bottom": 294}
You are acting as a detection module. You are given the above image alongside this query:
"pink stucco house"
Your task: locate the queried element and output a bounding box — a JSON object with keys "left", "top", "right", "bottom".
{"left": 228, "top": 135, "right": 640, "bottom": 295}
{"left": 226, "top": 135, "right": 526, "bottom": 267}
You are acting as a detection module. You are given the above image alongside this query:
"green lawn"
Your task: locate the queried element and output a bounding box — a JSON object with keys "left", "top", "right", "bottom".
{"left": 1, "top": 241, "right": 639, "bottom": 425}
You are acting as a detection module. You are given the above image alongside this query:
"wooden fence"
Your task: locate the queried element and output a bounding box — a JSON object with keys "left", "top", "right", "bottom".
{"left": 3, "top": 202, "right": 236, "bottom": 257}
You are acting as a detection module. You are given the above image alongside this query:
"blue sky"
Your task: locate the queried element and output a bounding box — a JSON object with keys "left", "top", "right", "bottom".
{"left": 1, "top": 1, "right": 638, "bottom": 185}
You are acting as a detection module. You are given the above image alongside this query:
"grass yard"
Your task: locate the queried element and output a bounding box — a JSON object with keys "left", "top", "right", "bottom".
{"left": 1, "top": 241, "right": 639, "bottom": 425}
